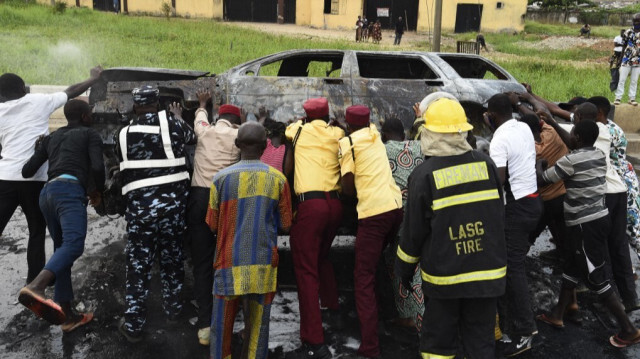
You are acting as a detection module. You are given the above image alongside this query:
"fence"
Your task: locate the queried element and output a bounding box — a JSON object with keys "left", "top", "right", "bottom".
{"left": 525, "top": 9, "right": 635, "bottom": 27}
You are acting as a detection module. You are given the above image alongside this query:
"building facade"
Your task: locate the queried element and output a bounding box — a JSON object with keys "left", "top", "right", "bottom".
{"left": 41, "top": 0, "right": 527, "bottom": 33}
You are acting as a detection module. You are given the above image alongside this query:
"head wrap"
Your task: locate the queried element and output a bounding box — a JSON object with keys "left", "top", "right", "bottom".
{"left": 218, "top": 104, "right": 241, "bottom": 117}
{"left": 303, "top": 98, "right": 329, "bottom": 119}
{"left": 345, "top": 105, "right": 370, "bottom": 126}
{"left": 131, "top": 85, "right": 159, "bottom": 105}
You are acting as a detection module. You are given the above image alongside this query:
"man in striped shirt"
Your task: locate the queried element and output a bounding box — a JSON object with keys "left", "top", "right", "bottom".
{"left": 205, "top": 122, "right": 292, "bottom": 359}
{"left": 537, "top": 120, "right": 640, "bottom": 348}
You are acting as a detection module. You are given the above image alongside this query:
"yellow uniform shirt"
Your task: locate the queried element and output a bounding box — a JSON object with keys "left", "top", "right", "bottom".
{"left": 285, "top": 119, "right": 345, "bottom": 194}
{"left": 338, "top": 124, "right": 402, "bottom": 219}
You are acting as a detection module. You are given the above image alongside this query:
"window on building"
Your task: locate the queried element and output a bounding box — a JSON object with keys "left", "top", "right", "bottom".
{"left": 356, "top": 54, "right": 438, "bottom": 79}
{"left": 324, "top": 0, "right": 331, "bottom": 14}
{"left": 496, "top": 2, "right": 504, "bottom": 9}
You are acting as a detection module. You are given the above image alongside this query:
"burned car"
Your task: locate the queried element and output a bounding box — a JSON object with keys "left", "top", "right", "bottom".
{"left": 89, "top": 49, "right": 525, "bottom": 215}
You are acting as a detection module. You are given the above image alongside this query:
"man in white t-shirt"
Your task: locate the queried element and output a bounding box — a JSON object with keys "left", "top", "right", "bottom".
{"left": 486, "top": 93, "right": 543, "bottom": 357}
{"left": 0, "top": 66, "right": 102, "bottom": 283}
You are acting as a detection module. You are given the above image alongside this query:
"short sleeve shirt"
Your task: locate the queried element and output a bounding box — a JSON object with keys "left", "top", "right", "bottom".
{"left": 192, "top": 111, "right": 240, "bottom": 188}
{"left": 285, "top": 119, "right": 344, "bottom": 194}
{"left": 338, "top": 125, "right": 402, "bottom": 219}
{"left": 0, "top": 92, "right": 68, "bottom": 181}
{"left": 489, "top": 119, "right": 538, "bottom": 201}
{"left": 595, "top": 122, "right": 627, "bottom": 193}
{"left": 384, "top": 140, "right": 423, "bottom": 207}
{"left": 621, "top": 29, "right": 640, "bottom": 67}
{"left": 536, "top": 123, "right": 568, "bottom": 201}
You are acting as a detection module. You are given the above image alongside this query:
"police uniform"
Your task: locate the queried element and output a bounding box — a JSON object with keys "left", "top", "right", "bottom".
{"left": 115, "top": 86, "right": 196, "bottom": 336}
{"left": 395, "top": 98, "right": 506, "bottom": 359}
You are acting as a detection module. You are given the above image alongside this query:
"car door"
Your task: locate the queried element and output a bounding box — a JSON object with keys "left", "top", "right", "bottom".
{"left": 220, "top": 51, "right": 352, "bottom": 122}
{"left": 349, "top": 52, "right": 457, "bottom": 129}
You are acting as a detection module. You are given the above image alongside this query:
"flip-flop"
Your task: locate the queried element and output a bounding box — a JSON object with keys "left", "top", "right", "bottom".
{"left": 536, "top": 313, "right": 564, "bottom": 329}
{"left": 609, "top": 333, "right": 640, "bottom": 348}
{"left": 61, "top": 313, "right": 94, "bottom": 333}
{"left": 18, "top": 287, "right": 66, "bottom": 325}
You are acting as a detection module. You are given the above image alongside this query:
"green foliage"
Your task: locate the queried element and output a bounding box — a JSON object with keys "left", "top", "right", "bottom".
{"left": 52, "top": 0, "right": 66, "bottom": 14}
{"left": 0, "top": 3, "right": 617, "bottom": 102}
{"left": 160, "top": 2, "right": 171, "bottom": 19}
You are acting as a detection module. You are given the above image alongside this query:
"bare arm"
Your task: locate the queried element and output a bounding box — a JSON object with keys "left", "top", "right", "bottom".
{"left": 64, "top": 66, "right": 103, "bottom": 99}
{"left": 341, "top": 172, "right": 356, "bottom": 198}
{"left": 538, "top": 111, "right": 575, "bottom": 149}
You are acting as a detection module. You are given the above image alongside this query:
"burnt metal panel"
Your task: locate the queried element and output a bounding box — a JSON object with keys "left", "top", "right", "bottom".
{"left": 224, "top": 0, "right": 278, "bottom": 22}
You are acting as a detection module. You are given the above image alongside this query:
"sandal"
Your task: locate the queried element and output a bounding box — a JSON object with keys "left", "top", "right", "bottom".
{"left": 61, "top": 313, "right": 94, "bottom": 333}
{"left": 614, "top": 99, "right": 621, "bottom": 105}
{"left": 536, "top": 313, "right": 564, "bottom": 329}
{"left": 609, "top": 332, "right": 640, "bottom": 348}
{"left": 18, "top": 287, "right": 66, "bottom": 325}
{"left": 630, "top": 100, "right": 638, "bottom": 106}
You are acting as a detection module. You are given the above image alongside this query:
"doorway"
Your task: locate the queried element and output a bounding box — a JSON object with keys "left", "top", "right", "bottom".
{"left": 454, "top": 4, "right": 483, "bottom": 33}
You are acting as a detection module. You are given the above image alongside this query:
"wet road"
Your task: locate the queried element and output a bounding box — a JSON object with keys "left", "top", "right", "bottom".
{"left": 1, "top": 208, "right": 640, "bottom": 358}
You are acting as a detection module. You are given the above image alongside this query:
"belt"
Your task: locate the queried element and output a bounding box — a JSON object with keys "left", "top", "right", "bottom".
{"left": 49, "top": 177, "right": 79, "bottom": 184}
{"left": 525, "top": 193, "right": 540, "bottom": 198}
{"left": 298, "top": 191, "right": 339, "bottom": 202}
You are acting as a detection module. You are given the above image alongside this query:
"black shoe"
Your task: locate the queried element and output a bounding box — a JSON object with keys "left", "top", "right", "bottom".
{"left": 118, "top": 320, "right": 143, "bottom": 343}
{"left": 503, "top": 334, "right": 534, "bottom": 357}
{"left": 285, "top": 343, "right": 332, "bottom": 359}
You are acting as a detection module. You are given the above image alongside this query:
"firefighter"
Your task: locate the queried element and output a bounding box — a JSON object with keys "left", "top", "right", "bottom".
{"left": 115, "top": 86, "right": 196, "bottom": 342}
{"left": 395, "top": 98, "right": 507, "bottom": 359}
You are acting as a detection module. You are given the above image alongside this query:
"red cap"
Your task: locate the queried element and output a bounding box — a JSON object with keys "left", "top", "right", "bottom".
{"left": 218, "top": 104, "right": 241, "bottom": 117}
{"left": 303, "top": 98, "right": 329, "bottom": 119}
{"left": 345, "top": 105, "right": 370, "bottom": 126}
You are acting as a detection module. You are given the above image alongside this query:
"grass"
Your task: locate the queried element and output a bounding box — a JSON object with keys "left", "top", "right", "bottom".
{"left": 0, "top": 3, "right": 622, "bottom": 101}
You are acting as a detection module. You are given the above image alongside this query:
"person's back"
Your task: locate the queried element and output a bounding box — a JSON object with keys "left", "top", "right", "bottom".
{"left": 192, "top": 104, "right": 240, "bottom": 188}
{"left": 208, "top": 161, "right": 291, "bottom": 295}
{"left": 206, "top": 122, "right": 292, "bottom": 359}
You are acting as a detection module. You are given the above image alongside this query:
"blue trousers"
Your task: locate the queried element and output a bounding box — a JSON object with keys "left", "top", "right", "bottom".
{"left": 39, "top": 180, "right": 87, "bottom": 303}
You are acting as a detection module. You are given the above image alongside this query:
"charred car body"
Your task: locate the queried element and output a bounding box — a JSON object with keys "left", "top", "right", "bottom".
{"left": 89, "top": 49, "right": 525, "bottom": 216}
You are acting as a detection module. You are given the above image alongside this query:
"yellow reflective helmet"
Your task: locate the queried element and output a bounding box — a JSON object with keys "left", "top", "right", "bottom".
{"left": 422, "top": 98, "right": 473, "bottom": 133}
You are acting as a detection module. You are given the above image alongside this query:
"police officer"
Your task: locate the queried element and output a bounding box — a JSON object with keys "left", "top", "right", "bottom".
{"left": 115, "top": 86, "right": 196, "bottom": 342}
{"left": 395, "top": 98, "right": 507, "bottom": 359}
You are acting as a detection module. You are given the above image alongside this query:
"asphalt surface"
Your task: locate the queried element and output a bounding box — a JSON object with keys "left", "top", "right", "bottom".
{"left": 2, "top": 208, "right": 640, "bottom": 359}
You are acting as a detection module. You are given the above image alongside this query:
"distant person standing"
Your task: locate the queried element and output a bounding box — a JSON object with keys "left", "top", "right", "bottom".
{"left": 113, "top": 0, "right": 119, "bottom": 13}
{"left": 614, "top": 13, "right": 640, "bottom": 106}
{"left": 372, "top": 20, "right": 382, "bottom": 44}
{"left": 394, "top": 16, "right": 405, "bottom": 45}
{"left": 0, "top": 66, "right": 101, "bottom": 285}
{"left": 362, "top": 16, "right": 370, "bottom": 42}
{"left": 355, "top": 16, "right": 363, "bottom": 42}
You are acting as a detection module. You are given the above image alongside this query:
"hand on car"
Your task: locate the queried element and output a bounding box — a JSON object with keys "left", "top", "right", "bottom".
{"left": 90, "top": 66, "right": 103, "bottom": 80}
{"left": 169, "top": 102, "right": 182, "bottom": 119}
{"left": 197, "top": 90, "right": 211, "bottom": 108}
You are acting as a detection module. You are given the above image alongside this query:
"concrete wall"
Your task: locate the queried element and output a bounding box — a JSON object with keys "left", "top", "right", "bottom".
{"left": 418, "top": 0, "right": 527, "bottom": 33}
{"left": 297, "top": 0, "right": 363, "bottom": 30}
{"left": 175, "top": 0, "right": 222, "bottom": 18}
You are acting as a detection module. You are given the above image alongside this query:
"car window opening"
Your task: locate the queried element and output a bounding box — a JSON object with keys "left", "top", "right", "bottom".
{"left": 257, "top": 55, "right": 343, "bottom": 78}
{"left": 438, "top": 55, "right": 508, "bottom": 80}
{"left": 356, "top": 55, "right": 438, "bottom": 80}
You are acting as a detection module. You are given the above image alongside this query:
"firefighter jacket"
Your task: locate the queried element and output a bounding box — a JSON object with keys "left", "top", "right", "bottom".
{"left": 395, "top": 150, "right": 506, "bottom": 299}
{"left": 114, "top": 110, "right": 196, "bottom": 195}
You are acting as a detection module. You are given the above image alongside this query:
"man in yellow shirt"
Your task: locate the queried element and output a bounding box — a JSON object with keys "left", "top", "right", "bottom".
{"left": 339, "top": 105, "right": 403, "bottom": 358}
{"left": 285, "top": 98, "right": 345, "bottom": 359}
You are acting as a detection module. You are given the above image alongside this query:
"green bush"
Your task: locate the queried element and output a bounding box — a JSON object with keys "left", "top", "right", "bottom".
{"left": 160, "top": 2, "right": 171, "bottom": 19}
{"left": 52, "top": 0, "right": 66, "bottom": 14}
